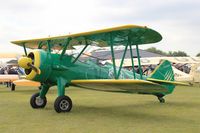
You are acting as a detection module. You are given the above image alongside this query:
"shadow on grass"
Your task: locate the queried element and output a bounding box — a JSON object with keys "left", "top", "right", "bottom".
{"left": 0, "top": 89, "right": 38, "bottom": 94}
{"left": 165, "top": 101, "right": 200, "bottom": 107}
{"left": 67, "top": 102, "right": 197, "bottom": 123}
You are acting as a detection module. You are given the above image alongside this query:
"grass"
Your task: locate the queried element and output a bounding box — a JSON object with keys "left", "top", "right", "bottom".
{"left": 0, "top": 85, "right": 200, "bottom": 133}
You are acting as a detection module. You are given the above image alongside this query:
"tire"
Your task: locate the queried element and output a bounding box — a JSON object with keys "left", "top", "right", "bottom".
{"left": 30, "top": 93, "right": 47, "bottom": 108}
{"left": 158, "top": 97, "right": 165, "bottom": 103}
{"left": 54, "top": 95, "right": 72, "bottom": 113}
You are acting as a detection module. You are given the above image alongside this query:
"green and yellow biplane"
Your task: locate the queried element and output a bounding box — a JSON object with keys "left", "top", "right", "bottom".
{"left": 11, "top": 25, "right": 188, "bottom": 113}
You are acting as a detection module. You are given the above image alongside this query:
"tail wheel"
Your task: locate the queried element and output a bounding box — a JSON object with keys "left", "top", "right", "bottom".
{"left": 30, "top": 93, "right": 47, "bottom": 108}
{"left": 54, "top": 95, "right": 72, "bottom": 113}
{"left": 158, "top": 97, "right": 165, "bottom": 103}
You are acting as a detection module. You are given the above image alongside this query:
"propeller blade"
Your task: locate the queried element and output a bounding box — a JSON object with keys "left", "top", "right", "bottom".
{"left": 27, "top": 63, "right": 41, "bottom": 74}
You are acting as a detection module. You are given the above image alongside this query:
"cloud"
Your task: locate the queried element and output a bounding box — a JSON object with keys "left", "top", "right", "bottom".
{"left": 0, "top": 0, "right": 200, "bottom": 56}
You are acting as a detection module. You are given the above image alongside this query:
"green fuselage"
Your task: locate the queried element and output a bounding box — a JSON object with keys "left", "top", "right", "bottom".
{"left": 24, "top": 49, "right": 175, "bottom": 98}
{"left": 31, "top": 50, "right": 145, "bottom": 86}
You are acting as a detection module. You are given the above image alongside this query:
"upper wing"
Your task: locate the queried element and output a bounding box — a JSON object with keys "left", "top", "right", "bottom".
{"left": 11, "top": 25, "right": 162, "bottom": 51}
{"left": 71, "top": 79, "right": 168, "bottom": 93}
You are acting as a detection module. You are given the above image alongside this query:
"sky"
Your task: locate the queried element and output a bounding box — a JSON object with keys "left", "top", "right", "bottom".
{"left": 0, "top": 0, "right": 200, "bottom": 56}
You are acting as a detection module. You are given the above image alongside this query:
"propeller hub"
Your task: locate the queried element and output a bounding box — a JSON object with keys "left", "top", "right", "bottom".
{"left": 18, "top": 57, "right": 32, "bottom": 69}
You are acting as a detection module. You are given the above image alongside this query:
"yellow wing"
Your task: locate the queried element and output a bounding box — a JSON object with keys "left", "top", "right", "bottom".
{"left": 0, "top": 75, "right": 19, "bottom": 82}
{"left": 71, "top": 79, "right": 168, "bottom": 93}
{"left": 11, "top": 24, "right": 162, "bottom": 51}
{"left": 13, "top": 79, "right": 41, "bottom": 87}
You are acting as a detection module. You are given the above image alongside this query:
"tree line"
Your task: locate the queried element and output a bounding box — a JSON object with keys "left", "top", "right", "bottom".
{"left": 146, "top": 47, "right": 200, "bottom": 57}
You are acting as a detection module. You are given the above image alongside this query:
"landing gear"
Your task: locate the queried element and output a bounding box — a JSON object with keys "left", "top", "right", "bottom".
{"left": 155, "top": 94, "right": 165, "bottom": 103}
{"left": 158, "top": 96, "right": 165, "bottom": 103}
{"left": 38, "top": 86, "right": 42, "bottom": 90}
{"left": 30, "top": 93, "right": 47, "bottom": 108}
{"left": 29, "top": 81, "right": 73, "bottom": 112}
{"left": 54, "top": 95, "right": 72, "bottom": 113}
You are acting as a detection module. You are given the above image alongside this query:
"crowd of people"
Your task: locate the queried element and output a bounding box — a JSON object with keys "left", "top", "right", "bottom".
{"left": 0, "top": 66, "right": 23, "bottom": 88}
{"left": 125, "top": 62, "right": 191, "bottom": 76}
{"left": 0, "top": 66, "right": 18, "bottom": 75}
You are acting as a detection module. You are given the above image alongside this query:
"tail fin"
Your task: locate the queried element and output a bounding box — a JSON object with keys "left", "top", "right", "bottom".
{"left": 150, "top": 60, "right": 174, "bottom": 81}
{"left": 147, "top": 60, "right": 175, "bottom": 94}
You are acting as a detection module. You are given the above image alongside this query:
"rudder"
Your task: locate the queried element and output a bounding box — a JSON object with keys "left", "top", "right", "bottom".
{"left": 149, "top": 60, "right": 175, "bottom": 94}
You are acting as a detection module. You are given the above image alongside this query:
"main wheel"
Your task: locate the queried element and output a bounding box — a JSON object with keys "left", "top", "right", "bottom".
{"left": 54, "top": 95, "right": 72, "bottom": 113}
{"left": 30, "top": 93, "right": 47, "bottom": 108}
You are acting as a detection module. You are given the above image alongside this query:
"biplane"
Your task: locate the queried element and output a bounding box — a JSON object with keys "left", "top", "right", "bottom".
{"left": 11, "top": 25, "right": 188, "bottom": 113}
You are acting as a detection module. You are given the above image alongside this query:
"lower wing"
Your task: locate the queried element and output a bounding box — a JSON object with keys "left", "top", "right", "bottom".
{"left": 71, "top": 79, "right": 168, "bottom": 93}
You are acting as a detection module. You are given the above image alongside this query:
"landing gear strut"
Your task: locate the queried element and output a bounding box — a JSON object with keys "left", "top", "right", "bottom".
{"left": 157, "top": 96, "right": 165, "bottom": 103}
{"left": 156, "top": 94, "right": 165, "bottom": 103}
{"left": 54, "top": 78, "right": 72, "bottom": 113}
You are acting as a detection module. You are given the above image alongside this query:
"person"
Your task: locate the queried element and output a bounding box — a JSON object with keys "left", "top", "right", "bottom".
{"left": 8, "top": 67, "right": 18, "bottom": 75}
{"left": 3, "top": 67, "right": 10, "bottom": 87}
{"left": 142, "top": 65, "right": 155, "bottom": 76}
{"left": 4, "top": 67, "right": 9, "bottom": 74}
{"left": 0, "top": 67, "right": 4, "bottom": 74}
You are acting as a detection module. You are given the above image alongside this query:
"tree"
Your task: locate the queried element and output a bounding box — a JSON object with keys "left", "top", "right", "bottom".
{"left": 168, "top": 51, "right": 188, "bottom": 57}
{"left": 145, "top": 47, "right": 167, "bottom": 56}
{"left": 146, "top": 47, "right": 188, "bottom": 57}
{"left": 196, "top": 53, "right": 200, "bottom": 57}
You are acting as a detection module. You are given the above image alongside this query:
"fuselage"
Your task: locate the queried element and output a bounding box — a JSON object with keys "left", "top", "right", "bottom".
{"left": 25, "top": 50, "right": 147, "bottom": 86}
{"left": 20, "top": 49, "right": 176, "bottom": 96}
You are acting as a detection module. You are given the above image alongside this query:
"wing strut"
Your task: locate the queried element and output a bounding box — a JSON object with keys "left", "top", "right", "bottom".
{"left": 109, "top": 33, "right": 130, "bottom": 79}
{"left": 109, "top": 32, "right": 143, "bottom": 79}
{"left": 23, "top": 43, "right": 27, "bottom": 56}
{"left": 110, "top": 34, "right": 117, "bottom": 79}
{"left": 60, "top": 37, "right": 72, "bottom": 60}
{"left": 47, "top": 40, "right": 51, "bottom": 53}
{"left": 116, "top": 43, "right": 128, "bottom": 79}
{"left": 73, "top": 39, "right": 89, "bottom": 63}
{"left": 38, "top": 41, "right": 43, "bottom": 49}
{"left": 136, "top": 44, "right": 143, "bottom": 79}
{"left": 129, "top": 42, "right": 136, "bottom": 79}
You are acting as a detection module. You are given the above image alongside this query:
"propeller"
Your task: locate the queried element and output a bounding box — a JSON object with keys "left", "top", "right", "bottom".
{"left": 18, "top": 57, "right": 41, "bottom": 74}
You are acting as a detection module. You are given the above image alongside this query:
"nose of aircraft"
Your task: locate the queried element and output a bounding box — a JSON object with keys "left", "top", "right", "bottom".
{"left": 18, "top": 56, "right": 41, "bottom": 74}
{"left": 18, "top": 57, "right": 32, "bottom": 69}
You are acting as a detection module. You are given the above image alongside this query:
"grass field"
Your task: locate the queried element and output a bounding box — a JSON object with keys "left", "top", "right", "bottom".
{"left": 0, "top": 84, "right": 200, "bottom": 133}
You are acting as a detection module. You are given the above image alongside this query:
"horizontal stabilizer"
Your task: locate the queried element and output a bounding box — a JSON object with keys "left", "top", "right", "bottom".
{"left": 147, "top": 78, "right": 190, "bottom": 86}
